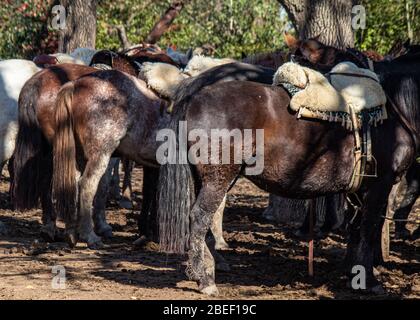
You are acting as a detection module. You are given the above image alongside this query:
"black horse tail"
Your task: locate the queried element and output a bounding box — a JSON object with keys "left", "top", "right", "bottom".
{"left": 12, "top": 78, "right": 48, "bottom": 210}
{"left": 157, "top": 96, "right": 196, "bottom": 254}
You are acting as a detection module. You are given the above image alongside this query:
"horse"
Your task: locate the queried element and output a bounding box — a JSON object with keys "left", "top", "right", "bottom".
{"left": 155, "top": 36, "right": 420, "bottom": 295}
{"left": 287, "top": 34, "right": 420, "bottom": 247}
{"left": 0, "top": 60, "right": 40, "bottom": 175}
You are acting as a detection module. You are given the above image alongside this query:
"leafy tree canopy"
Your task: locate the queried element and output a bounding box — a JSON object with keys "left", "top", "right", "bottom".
{"left": 0, "top": 0, "right": 418, "bottom": 59}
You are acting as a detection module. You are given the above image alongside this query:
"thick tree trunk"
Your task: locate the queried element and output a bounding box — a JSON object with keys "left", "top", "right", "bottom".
{"left": 278, "top": 0, "right": 355, "bottom": 48}
{"left": 145, "top": 1, "right": 185, "bottom": 44}
{"left": 58, "top": 0, "right": 97, "bottom": 53}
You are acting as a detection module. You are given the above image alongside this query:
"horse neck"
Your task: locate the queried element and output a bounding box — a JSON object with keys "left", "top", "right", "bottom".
{"left": 377, "top": 58, "right": 420, "bottom": 144}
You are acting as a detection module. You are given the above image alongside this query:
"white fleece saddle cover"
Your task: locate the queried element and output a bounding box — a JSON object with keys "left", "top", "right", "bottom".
{"left": 139, "top": 55, "right": 235, "bottom": 99}
{"left": 273, "top": 62, "right": 387, "bottom": 129}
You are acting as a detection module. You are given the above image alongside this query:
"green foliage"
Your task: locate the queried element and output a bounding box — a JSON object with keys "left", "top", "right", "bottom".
{"left": 0, "top": 0, "right": 59, "bottom": 59}
{"left": 96, "top": 0, "right": 289, "bottom": 58}
{"left": 355, "top": 0, "right": 420, "bottom": 54}
{"left": 0, "top": 0, "right": 418, "bottom": 59}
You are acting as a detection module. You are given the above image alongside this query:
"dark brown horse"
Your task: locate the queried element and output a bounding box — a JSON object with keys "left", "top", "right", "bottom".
{"left": 156, "top": 39, "right": 420, "bottom": 295}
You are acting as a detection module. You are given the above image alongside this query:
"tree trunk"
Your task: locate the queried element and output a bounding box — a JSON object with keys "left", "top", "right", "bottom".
{"left": 58, "top": 0, "right": 97, "bottom": 53}
{"left": 278, "top": 0, "right": 355, "bottom": 48}
{"left": 264, "top": 0, "right": 355, "bottom": 229}
{"left": 145, "top": 1, "right": 185, "bottom": 44}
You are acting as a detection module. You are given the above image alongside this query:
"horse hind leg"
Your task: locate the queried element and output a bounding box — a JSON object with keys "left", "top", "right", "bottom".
{"left": 210, "top": 194, "right": 229, "bottom": 250}
{"left": 77, "top": 153, "right": 114, "bottom": 248}
{"left": 187, "top": 182, "right": 234, "bottom": 296}
{"left": 92, "top": 159, "right": 115, "bottom": 239}
{"left": 108, "top": 158, "right": 121, "bottom": 201}
{"left": 119, "top": 158, "right": 133, "bottom": 209}
{"left": 345, "top": 178, "right": 394, "bottom": 293}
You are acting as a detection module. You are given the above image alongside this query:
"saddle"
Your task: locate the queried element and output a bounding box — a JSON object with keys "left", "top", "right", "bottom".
{"left": 273, "top": 62, "right": 387, "bottom": 129}
{"left": 274, "top": 61, "right": 387, "bottom": 192}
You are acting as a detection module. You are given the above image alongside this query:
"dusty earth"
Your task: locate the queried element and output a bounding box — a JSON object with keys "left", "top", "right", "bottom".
{"left": 0, "top": 166, "right": 418, "bottom": 300}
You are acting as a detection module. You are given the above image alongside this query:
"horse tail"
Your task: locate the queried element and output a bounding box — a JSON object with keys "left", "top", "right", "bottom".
{"left": 52, "top": 83, "right": 77, "bottom": 224}
{"left": 157, "top": 98, "right": 196, "bottom": 254}
{"left": 12, "top": 79, "right": 48, "bottom": 210}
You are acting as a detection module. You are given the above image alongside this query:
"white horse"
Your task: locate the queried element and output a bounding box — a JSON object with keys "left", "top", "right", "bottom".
{"left": 0, "top": 59, "right": 40, "bottom": 172}
{"left": 0, "top": 48, "right": 96, "bottom": 175}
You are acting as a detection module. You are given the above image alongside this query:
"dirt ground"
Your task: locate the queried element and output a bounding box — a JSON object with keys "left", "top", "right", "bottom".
{"left": 0, "top": 166, "right": 418, "bottom": 300}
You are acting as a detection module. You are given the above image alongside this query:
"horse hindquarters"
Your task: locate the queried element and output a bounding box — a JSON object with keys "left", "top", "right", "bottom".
{"left": 12, "top": 80, "right": 49, "bottom": 210}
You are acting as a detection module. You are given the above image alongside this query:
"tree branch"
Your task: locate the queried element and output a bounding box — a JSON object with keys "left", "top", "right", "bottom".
{"left": 145, "top": 1, "right": 185, "bottom": 44}
{"left": 115, "top": 24, "right": 131, "bottom": 50}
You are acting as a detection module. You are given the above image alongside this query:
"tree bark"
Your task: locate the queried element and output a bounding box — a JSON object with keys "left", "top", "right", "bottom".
{"left": 145, "top": 1, "right": 185, "bottom": 44}
{"left": 58, "top": 0, "right": 97, "bottom": 53}
{"left": 278, "top": 0, "right": 355, "bottom": 48}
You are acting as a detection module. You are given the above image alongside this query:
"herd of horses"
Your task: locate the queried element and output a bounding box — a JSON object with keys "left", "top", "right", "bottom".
{"left": 0, "top": 35, "right": 419, "bottom": 296}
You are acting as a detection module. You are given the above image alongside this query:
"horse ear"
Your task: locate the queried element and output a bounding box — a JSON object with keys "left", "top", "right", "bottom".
{"left": 284, "top": 32, "right": 299, "bottom": 49}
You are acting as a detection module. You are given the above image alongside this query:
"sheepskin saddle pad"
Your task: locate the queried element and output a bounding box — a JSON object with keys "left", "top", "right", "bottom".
{"left": 273, "top": 62, "right": 387, "bottom": 129}
{"left": 139, "top": 55, "right": 236, "bottom": 100}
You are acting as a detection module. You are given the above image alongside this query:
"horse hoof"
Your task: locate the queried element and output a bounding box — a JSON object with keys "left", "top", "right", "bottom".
{"left": 370, "top": 284, "right": 386, "bottom": 295}
{"left": 80, "top": 232, "right": 103, "bottom": 249}
{"left": 200, "top": 284, "right": 219, "bottom": 296}
{"left": 87, "top": 239, "right": 104, "bottom": 250}
{"left": 96, "top": 227, "right": 113, "bottom": 239}
{"left": 119, "top": 199, "right": 133, "bottom": 210}
{"left": 216, "top": 262, "right": 231, "bottom": 272}
{"left": 40, "top": 229, "right": 55, "bottom": 242}
{"left": 262, "top": 210, "right": 276, "bottom": 222}
{"left": 133, "top": 235, "right": 148, "bottom": 247}
{"left": 0, "top": 221, "right": 8, "bottom": 235}
{"left": 66, "top": 232, "right": 78, "bottom": 248}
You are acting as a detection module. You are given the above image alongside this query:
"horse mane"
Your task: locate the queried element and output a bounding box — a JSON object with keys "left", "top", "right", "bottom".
{"left": 242, "top": 50, "right": 286, "bottom": 69}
